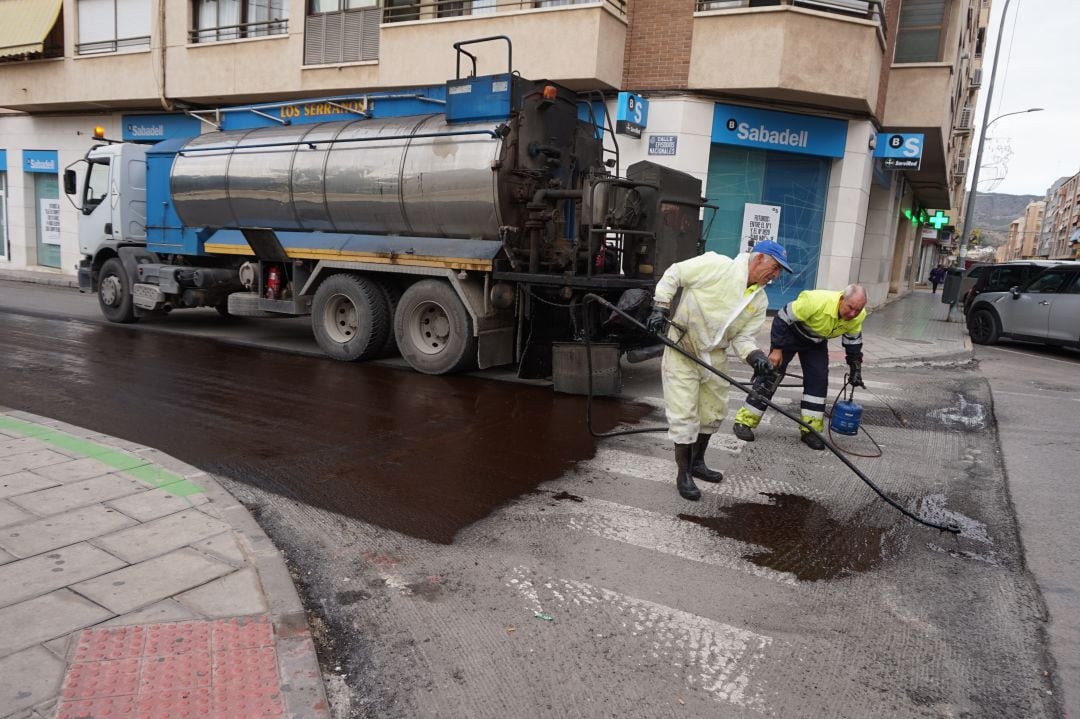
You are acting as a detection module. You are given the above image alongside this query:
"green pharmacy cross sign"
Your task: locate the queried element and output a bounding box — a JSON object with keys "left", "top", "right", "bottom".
{"left": 929, "top": 211, "right": 950, "bottom": 230}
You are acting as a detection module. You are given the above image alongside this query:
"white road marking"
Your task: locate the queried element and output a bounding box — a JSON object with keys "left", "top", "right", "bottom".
{"left": 507, "top": 567, "right": 773, "bottom": 710}
{"left": 980, "top": 344, "right": 1080, "bottom": 366}
{"left": 505, "top": 495, "right": 798, "bottom": 586}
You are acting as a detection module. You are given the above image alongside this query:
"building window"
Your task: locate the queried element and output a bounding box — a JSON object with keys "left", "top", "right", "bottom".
{"left": 305, "top": 1, "right": 380, "bottom": 64}
{"left": 434, "top": 0, "right": 496, "bottom": 18}
{"left": 77, "top": 0, "right": 151, "bottom": 54}
{"left": 894, "top": 0, "right": 946, "bottom": 63}
{"left": 192, "top": 0, "right": 289, "bottom": 43}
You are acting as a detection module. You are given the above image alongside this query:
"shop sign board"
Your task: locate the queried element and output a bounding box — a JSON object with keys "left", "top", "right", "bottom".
{"left": 122, "top": 114, "right": 203, "bottom": 142}
{"left": 615, "top": 92, "right": 648, "bottom": 138}
{"left": 875, "top": 132, "right": 924, "bottom": 171}
{"left": 23, "top": 150, "right": 58, "bottom": 173}
{"left": 712, "top": 103, "right": 847, "bottom": 158}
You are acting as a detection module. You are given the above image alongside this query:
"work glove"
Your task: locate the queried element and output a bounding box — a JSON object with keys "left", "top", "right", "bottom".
{"left": 746, "top": 349, "right": 773, "bottom": 375}
{"left": 646, "top": 306, "right": 670, "bottom": 336}
{"left": 846, "top": 357, "right": 865, "bottom": 388}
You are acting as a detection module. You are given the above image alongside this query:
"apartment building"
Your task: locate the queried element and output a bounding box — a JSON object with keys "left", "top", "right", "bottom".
{"left": 1040, "top": 170, "right": 1080, "bottom": 259}
{"left": 999, "top": 199, "right": 1045, "bottom": 260}
{"left": 0, "top": 0, "right": 986, "bottom": 307}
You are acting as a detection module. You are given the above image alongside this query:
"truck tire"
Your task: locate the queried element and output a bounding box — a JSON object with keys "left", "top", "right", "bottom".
{"left": 394, "top": 279, "right": 477, "bottom": 375}
{"left": 372, "top": 275, "right": 403, "bottom": 357}
{"left": 967, "top": 307, "right": 1000, "bottom": 345}
{"left": 312, "top": 274, "right": 390, "bottom": 362}
{"left": 98, "top": 257, "right": 138, "bottom": 324}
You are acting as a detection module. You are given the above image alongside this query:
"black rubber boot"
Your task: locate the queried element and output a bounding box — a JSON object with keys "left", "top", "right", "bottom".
{"left": 800, "top": 431, "right": 826, "bottom": 451}
{"left": 733, "top": 423, "right": 755, "bottom": 442}
{"left": 691, "top": 434, "right": 724, "bottom": 483}
{"left": 674, "top": 443, "right": 701, "bottom": 501}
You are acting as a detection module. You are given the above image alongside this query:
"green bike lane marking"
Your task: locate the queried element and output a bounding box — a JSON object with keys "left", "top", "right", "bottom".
{"left": 0, "top": 416, "right": 204, "bottom": 496}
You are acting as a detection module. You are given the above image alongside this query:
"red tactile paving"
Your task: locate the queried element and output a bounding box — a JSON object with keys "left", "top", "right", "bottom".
{"left": 57, "top": 616, "right": 287, "bottom": 719}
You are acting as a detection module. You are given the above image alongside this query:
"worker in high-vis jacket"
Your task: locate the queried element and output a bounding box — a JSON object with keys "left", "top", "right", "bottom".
{"left": 647, "top": 241, "right": 793, "bottom": 501}
{"left": 732, "top": 284, "right": 868, "bottom": 450}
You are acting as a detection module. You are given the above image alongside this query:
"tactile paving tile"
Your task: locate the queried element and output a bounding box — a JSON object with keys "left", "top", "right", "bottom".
{"left": 212, "top": 615, "right": 274, "bottom": 651}
{"left": 55, "top": 694, "right": 137, "bottom": 719}
{"left": 73, "top": 625, "right": 147, "bottom": 662}
{"left": 144, "top": 620, "right": 212, "bottom": 656}
{"left": 56, "top": 616, "right": 287, "bottom": 719}
{"left": 61, "top": 657, "right": 141, "bottom": 700}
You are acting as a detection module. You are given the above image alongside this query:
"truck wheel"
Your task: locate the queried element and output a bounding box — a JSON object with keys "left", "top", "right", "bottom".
{"left": 98, "top": 257, "right": 137, "bottom": 324}
{"left": 967, "top": 308, "right": 1000, "bottom": 345}
{"left": 394, "top": 279, "right": 477, "bottom": 375}
{"left": 372, "top": 276, "right": 403, "bottom": 357}
{"left": 312, "top": 274, "right": 390, "bottom": 362}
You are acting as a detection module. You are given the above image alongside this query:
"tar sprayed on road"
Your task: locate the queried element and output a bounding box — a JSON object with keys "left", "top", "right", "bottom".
{"left": 679, "top": 493, "right": 907, "bottom": 581}
{"left": 0, "top": 312, "right": 648, "bottom": 544}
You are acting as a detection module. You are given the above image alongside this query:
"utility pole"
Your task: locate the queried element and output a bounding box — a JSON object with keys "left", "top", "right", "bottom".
{"left": 957, "top": 0, "right": 1013, "bottom": 264}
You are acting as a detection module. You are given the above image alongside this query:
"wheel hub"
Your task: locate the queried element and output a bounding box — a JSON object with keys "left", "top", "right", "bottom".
{"left": 324, "top": 294, "right": 358, "bottom": 344}
{"left": 409, "top": 302, "right": 451, "bottom": 355}
{"left": 100, "top": 275, "right": 121, "bottom": 307}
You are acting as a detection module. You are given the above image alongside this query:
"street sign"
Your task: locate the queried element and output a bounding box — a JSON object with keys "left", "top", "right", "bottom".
{"left": 648, "top": 135, "right": 677, "bottom": 155}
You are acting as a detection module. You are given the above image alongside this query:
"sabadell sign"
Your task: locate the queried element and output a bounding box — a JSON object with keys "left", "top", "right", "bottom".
{"left": 711, "top": 103, "right": 847, "bottom": 158}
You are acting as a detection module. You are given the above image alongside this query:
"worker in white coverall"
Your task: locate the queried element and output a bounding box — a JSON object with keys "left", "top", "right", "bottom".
{"left": 647, "top": 240, "right": 793, "bottom": 501}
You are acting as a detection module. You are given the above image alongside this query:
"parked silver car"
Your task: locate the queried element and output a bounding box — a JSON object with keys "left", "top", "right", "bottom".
{"left": 967, "top": 263, "right": 1080, "bottom": 348}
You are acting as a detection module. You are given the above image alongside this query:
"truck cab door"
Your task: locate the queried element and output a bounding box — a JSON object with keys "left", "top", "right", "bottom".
{"left": 76, "top": 154, "right": 113, "bottom": 256}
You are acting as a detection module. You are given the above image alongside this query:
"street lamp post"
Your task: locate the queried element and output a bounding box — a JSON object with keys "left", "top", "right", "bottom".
{"left": 957, "top": 0, "right": 1044, "bottom": 263}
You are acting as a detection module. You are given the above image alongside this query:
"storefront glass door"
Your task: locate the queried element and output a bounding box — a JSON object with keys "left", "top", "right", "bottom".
{"left": 34, "top": 172, "right": 61, "bottom": 268}
{"left": 705, "top": 146, "right": 830, "bottom": 308}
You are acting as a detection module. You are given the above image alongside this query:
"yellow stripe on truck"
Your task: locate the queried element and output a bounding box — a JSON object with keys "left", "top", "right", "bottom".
{"left": 202, "top": 244, "right": 494, "bottom": 273}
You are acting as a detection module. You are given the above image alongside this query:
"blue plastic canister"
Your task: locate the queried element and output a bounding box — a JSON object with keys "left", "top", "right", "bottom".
{"left": 829, "top": 400, "right": 863, "bottom": 436}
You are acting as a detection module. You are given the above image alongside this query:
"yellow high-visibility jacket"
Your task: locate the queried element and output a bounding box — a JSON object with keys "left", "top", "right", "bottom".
{"left": 773, "top": 289, "right": 866, "bottom": 358}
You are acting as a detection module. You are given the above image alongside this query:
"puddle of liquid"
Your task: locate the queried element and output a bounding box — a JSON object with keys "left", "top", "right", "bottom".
{"left": 680, "top": 493, "right": 904, "bottom": 581}
{"left": 0, "top": 313, "right": 649, "bottom": 545}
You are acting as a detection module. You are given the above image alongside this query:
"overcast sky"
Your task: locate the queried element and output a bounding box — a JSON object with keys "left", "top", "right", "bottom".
{"left": 971, "top": 0, "right": 1080, "bottom": 196}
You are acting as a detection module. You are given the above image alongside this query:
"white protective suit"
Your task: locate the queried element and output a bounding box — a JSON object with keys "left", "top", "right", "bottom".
{"left": 653, "top": 252, "right": 769, "bottom": 444}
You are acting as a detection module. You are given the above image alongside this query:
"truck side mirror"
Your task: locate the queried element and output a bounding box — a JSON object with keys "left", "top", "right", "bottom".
{"left": 1010, "top": 286, "right": 1021, "bottom": 299}
{"left": 63, "top": 169, "right": 77, "bottom": 195}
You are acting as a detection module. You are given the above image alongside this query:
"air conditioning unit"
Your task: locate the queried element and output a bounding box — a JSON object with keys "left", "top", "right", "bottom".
{"left": 955, "top": 106, "right": 974, "bottom": 131}
{"left": 970, "top": 69, "right": 982, "bottom": 87}
{"left": 954, "top": 156, "right": 969, "bottom": 177}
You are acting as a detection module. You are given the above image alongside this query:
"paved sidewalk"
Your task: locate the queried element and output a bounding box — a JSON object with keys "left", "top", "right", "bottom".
{"left": 0, "top": 410, "right": 330, "bottom": 719}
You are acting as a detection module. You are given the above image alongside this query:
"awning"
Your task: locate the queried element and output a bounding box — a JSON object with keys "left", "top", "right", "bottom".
{"left": 0, "top": 0, "right": 63, "bottom": 59}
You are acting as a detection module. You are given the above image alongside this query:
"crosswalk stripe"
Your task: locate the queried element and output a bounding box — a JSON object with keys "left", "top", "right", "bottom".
{"left": 504, "top": 496, "right": 798, "bottom": 586}
{"left": 507, "top": 566, "right": 773, "bottom": 710}
{"left": 586, "top": 447, "right": 827, "bottom": 501}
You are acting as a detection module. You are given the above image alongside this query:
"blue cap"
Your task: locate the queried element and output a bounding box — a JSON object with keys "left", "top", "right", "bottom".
{"left": 751, "top": 240, "right": 793, "bottom": 272}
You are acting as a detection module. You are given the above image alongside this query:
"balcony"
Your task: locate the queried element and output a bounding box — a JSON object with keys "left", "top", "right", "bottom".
{"left": 688, "top": 0, "right": 887, "bottom": 114}
{"left": 372, "top": 0, "right": 627, "bottom": 90}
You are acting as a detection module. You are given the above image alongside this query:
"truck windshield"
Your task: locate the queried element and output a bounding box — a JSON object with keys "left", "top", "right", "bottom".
{"left": 84, "top": 158, "right": 110, "bottom": 213}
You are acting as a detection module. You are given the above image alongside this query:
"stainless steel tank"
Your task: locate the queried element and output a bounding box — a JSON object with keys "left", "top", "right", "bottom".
{"left": 169, "top": 115, "right": 504, "bottom": 240}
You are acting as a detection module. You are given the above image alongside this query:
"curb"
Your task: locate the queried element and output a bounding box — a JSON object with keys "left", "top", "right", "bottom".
{"left": 0, "top": 268, "right": 79, "bottom": 289}
{"left": 0, "top": 410, "right": 331, "bottom": 719}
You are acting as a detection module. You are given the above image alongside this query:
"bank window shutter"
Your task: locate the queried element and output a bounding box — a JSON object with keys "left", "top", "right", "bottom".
{"left": 342, "top": 9, "right": 362, "bottom": 62}
{"left": 360, "top": 8, "right": 379, "bottom": 61}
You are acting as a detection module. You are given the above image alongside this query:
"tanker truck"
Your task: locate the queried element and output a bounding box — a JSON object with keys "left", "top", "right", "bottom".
{"left": 67, "top": 37, "right": 706, "bottom": 384}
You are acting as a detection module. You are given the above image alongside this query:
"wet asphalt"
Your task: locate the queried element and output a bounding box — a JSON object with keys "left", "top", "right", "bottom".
{"left": 0, "top": 293, "right": 1064, "bottom": 718}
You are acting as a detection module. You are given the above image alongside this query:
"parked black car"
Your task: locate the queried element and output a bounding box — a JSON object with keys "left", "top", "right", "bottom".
{"left": 961, "top": 260, "right": 1070, "bottom": 315}
{"left": 967, "top": 263, "right": 1080, "bottom": 348}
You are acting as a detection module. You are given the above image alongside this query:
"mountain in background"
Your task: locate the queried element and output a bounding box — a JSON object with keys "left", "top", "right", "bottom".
{"left": 969, "top": 191, "right": 1042, "bottom": 247}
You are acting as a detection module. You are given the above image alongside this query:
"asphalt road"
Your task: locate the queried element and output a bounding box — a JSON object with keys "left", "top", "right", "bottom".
{"left": 0, "top": 281, "right": 1063, "bottom": 718}
{"left": 974, "top": 341, "right": 1080, "bottom": 719}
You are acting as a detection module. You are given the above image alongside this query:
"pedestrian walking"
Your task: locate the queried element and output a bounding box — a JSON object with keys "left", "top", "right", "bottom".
{"left": 647, "top": 241, "right": 793, "bottom": 501}
{"left": 929, "top": 265, "right": 946, "bottom": 294}
{"left": 732, "top": 284, "right": 868, "bottom": 450}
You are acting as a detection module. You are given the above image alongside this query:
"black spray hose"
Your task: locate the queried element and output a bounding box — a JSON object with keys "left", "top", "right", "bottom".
{"left": 581, "top": 294, "right": 961, "bottom": 535}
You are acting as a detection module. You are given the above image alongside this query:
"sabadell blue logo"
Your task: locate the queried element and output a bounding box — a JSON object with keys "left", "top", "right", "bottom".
{"left": 725, "top": 116, "right": 809, "bottom": 149}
